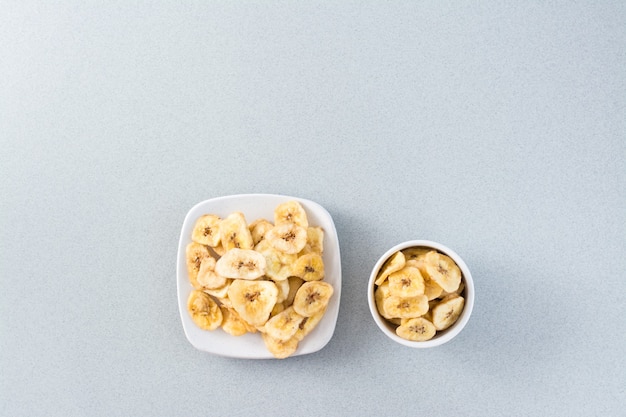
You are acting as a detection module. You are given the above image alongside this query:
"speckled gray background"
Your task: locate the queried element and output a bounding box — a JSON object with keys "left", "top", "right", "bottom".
{"left": 1, "top": 1, "right": 625, "bottom": 416}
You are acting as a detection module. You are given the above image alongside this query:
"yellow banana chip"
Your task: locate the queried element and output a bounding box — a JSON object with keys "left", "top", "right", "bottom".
{"left": 187, "top": 290, "right": 223, "bottom": 331}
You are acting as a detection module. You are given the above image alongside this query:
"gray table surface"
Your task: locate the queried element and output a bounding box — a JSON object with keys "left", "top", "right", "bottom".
{"left": 1, "top": 2, "right": 625, "bottom": 416}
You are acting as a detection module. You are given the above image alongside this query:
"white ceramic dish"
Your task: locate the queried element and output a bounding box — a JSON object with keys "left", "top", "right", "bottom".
{"left": 367, "top": 240, "right": 474, "bottom": 348}
{"left": 177, "top": 194, "right": 341, "bottom": 359}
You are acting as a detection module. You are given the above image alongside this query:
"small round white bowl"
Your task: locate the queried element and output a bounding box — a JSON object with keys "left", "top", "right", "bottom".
{"left": 367, "top": 240, "right": 474, "bottom": 348}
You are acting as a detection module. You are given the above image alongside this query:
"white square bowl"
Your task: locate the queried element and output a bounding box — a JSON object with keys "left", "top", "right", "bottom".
{"left": 177, "top": 194, "right": 342, "bottom": 359}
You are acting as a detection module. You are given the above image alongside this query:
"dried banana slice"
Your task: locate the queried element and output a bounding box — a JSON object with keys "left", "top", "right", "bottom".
{"left": 292, "top": 281, "right": 334, "bottom": 317}
{"left": 262, "top": 333, "right": 299, "bottom": 359}
{"left": 422, "top": 251, "right": 462, "bottom": 293}
{"left": 220, "top": 306, "right": 249, "bottom": 336}
{"left": 396, "top": 317, "right": 436, "bottom": 341}
{"left": 187, "top": 290, "right": 223, "bottom": 330}
{"left": 441, "top": 279, "right": 465, "bottom": 297}
{"left": 401, "top": 247, "right": 430, "bottom": 261}
{"left": 274, "top": 200, "right": 308, "bottom": 228}
{"left": 203, "top": 279, "right": 232, "bottom": 300}
{"left": 264, "top": 306, "right": 306, "bottom": 341}
{"left": 227, "top": 279, "right": 278, "bottom": 327}
{"left": 196, "top": 256, "right": 227, "bottom": 290}
{"left": 406, "top": 259, "right": 443, "bottom": 300}
{"left": 274, "top": 278, "right": 290, "bottom": 304}
{"left": 220, "top": 211, "right": 254, "bottom": 251}
{"left": 387, "top": 266, "right": 425, "bottom": 297}
{"left": 421, "top": 301, "right": 437, "bottom": 323}
{"left": 265, "top": 223, "right": 307, "bottom": 254}
{"left": 382, "top": 294, "right": 429, "bottom": 319}
{"left": 255, "top": 239, "right": 295, "bottom": 281}
{"left": 293, "top": 308, "right": 325, "bottom": 341}
{"left": 191, "top": 214, "right": 222, "bottom": 247}
{"left": 374, "top": 281, "right": 393, "bottom": 319}
{"left": 431, "top": 295, "right": 465, "bottom": 330}
{"left": 423, "top": 277, "right": 443, "bottom": 301}
{"left": 186, "top": 242, "right": 211, "bottom": 285}
{"left": 374, "top": 251, "right": 406, "bottom": 286}
{"left": 298, "top": 226, "right": 324, "bottom": 256}
{"left": 215, "top": 248, "right": 266, "bottom": 279}
{"left": 292, "top": 253, "right": 325, "bottom": 281}
{"left": 249, "top": 219, "right": 274, "bottom": 246}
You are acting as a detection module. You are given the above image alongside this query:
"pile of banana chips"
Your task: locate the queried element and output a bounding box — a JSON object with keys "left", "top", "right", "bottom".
{"left": 185, "top": 201, "right": 333, "bottom": 359}
{"left": 374, "top": 247, "right": 466, "bottom": 341}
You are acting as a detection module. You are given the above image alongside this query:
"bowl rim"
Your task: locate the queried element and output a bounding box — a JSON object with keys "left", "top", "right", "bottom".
{"left": 367, "top": 239, "right": 474, "bottom": 348}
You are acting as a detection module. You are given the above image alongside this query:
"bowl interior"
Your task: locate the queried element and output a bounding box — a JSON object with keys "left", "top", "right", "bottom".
{"left": 177, "top": 194, "right": 342, "bottom": 358}
{"left": 368, "top": 240, "right": 473, "bottom": 348}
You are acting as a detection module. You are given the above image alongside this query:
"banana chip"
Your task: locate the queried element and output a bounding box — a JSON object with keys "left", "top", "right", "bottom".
{"left": 220, "top": 212, "right": 254, "bottom": 251}
{"left": 185, "top": 242, "right": 211, "bottom": 286}
{"left": 261, "top": 333, "right": 299, "bottom": 359}
{"left": 274, "top": 200, "right": 308, "bottom": 228}
{"left": 191, "top": 214, "right": 222, "bottom": 247}
{"left": 185, "top": 200, "right": 335, "bottom": 358}
{"left": 387, "top": 266, "right": 424, "bottom": 298}
{"left": 292, "top": 253, "right": 325, "bottom": 282}
{"left": 187, "top": 290, "right": 223, "bottom": 331}
{"left": 396, "top": 317, "right": 436, "bottom": 341}
{"left": 220, "top": 306, "right": 249, "bottom": 336}
{"left": 264, "top": 306, "right": 305, "bottom": 341}
{"left": 266, "top": 223, "right": 307, "bottom": 254}
{"left": 227, "top": 279, "right": 278, "bottom": 327}
{"left": 374, "top": 247, "right": 466, "bottom": 342}
{"left": 431, "top": 294, "right": 465, "bottom": 330}
{"left": 215, "top": 248, "right": 266, "bottom": 280}
{"left": 292, "top": 281, "right": 334, "bottom": 317}
{"left": 255, "top": 239, "right": 295, "bottom": 282}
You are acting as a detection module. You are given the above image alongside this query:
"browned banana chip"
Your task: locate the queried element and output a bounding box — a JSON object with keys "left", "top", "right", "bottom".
{"left": 285, "top": 276, "right": 305, "bottom": 306}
